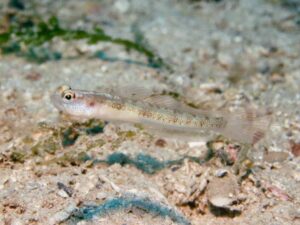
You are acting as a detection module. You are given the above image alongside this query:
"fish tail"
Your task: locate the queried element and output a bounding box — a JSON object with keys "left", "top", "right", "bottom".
{"left": 218, "top": 107, "right": 272, "bottom": 144}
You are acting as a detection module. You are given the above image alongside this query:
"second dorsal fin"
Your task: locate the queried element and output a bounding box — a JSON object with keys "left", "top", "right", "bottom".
{"left": 143, "top": 95, "right": 181, "bottom": 109}
{"left": 143, "top": 94, "right": 215, "bottom": 117}
{"left": 97, "top": 84, "right": 160, "bottom": 101}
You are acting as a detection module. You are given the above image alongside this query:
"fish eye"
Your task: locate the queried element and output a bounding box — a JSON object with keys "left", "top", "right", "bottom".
{"left": 63, "top": 91, "right": 75, "bottom": 101}
{"left": 64, "top": 93, "right": 72, "bottom": 100}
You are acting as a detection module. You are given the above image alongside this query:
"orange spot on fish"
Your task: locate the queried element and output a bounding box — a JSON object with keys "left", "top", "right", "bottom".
{"left": 89, "top": 101, "right": 95, "bottom": 107}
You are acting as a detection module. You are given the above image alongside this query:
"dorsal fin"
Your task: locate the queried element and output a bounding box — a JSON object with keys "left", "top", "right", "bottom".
{"left": 101, "top": 85, "right": 160, "bottom": 101}
{"left": 143, "top": 94, "right": 217, "bottom": 117}
{"left": 101, "top": 84, "right": 221, "bottom": 117}
{"left": 143, "top": 95, "right": 181, "bottom": 109}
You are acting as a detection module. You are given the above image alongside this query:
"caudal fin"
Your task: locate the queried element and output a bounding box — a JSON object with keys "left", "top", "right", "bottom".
{"left": 219, "top": 107, "right": 272, "bottom": 144}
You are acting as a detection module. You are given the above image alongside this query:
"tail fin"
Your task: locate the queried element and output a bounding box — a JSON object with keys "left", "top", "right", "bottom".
{"left": 219, "top": 107, "right": 272, "bottom": 144}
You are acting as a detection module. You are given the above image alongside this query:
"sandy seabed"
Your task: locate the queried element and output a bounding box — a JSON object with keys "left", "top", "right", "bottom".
{"left": 0, "top": 0, "right": 299, "bottom": 224}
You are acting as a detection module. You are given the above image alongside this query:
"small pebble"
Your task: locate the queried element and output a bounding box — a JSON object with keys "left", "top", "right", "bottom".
{"left": 57, "top": 182, "right": 73, "bottom": 197}
{"left": 155, "top": 139, "right": 167, "bottom": 147}
{"left": 215, "top": 169, "right": 228, "bottom": 177}
{"left": 290, "top": 141, "right": 300, "bottom": 157}
{"left": 57, "top": 189, "right": 69, "bottom": 198}
{"left": 207, "top": 176, "right": 240, "bottom": 210}
{"left": 49, "top": 203, "right": 77, "bottom": 224}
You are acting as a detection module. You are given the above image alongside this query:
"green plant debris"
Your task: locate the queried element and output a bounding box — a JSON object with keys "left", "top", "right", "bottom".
{"left": 117, "top": 130, "right": 136, "bottom": 138}
{"left": 134, "top": 154, "right": 165, "bottom": 174}
{"left": 162, "top": 90, "right": 181, "bottom": 99}
{"left": 43, "top": 138, "right": 58, "bottom": 154}
{"left": 86, "top": 138, "right": 106, "bottom": 150}
{"left": 130, "top": 23, "right": 167, "bottom": 69}
{"left": 110, "top": 131, "right": 136, "bottom": 150}
{"left": 54, "top": 151, "right": 92, "bottom": 167}
{"left": 24, "top": 46, "right": 62, "bottom": 63}
{"left": 204, "top": 142, "right": 215, "bottom": 161}
{"left": 106, "top": 152, "right": 130, "bottom": 166}
{"left": 0, "top": 16, "right": 169, "bottom": 68}
{"left": 85, "top": 124, "right": 104, "bottom": 135}
{"left": 61, "top": 127, "right": 79, "bottom": 147}
{"left": 77, "top": 151, "right": 92, "bottom": 162}
{"left": 31, "top": 137, "right": 60, "bottom": 155}
{"left": 37, "top": 146, "right": 205, "bottom": 171}
{"left": 8, "top": 0, "right": 25, "bottom": 10}
{"left": 105, "top": 152, "right": 167, "bottom": 174}
{"left": 22, "top": 136, "right": 34, "bottom": 145}
{"left": 71, "top": 119, "right": 105, "bottom": 136}
{"left": 1, "top": 42, "right": 21, "bottom": 54}
{"left": 31, "top": 144, "right": 40, "bottom": 156}
{"left": 69, "top": 196, "right": 191, "bottom": 225}
{"left": 104, "top": 152, "right": 203, "bottom": 174}
{"left": 10, "top": 150, "right": 26, "bottom": 163}
{"left": 32, "top": 120, "right": 106, "bottom": 157}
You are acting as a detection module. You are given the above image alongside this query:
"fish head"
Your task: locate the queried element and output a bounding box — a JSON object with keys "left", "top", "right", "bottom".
{"left": 51, "top": 85, "right": 98, "bottom": 117}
